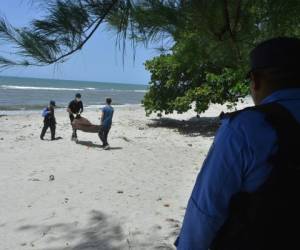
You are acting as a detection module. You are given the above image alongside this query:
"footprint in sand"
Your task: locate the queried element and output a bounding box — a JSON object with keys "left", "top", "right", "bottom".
{"left": 165, "top": 218, "right": 181, "bottom": 239}
{"left": 166, "top": 218, "right": 180, "bottom": 225}
{"left": 154, "top": 225, "right": 162, "bottom": 230}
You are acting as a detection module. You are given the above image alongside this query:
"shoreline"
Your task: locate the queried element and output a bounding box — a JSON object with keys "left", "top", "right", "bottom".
{"left": 0, "top": 103, "right": 143, "bottom": 116}
{"left": 0, "top": 96, "right": 254, "bottom": 117}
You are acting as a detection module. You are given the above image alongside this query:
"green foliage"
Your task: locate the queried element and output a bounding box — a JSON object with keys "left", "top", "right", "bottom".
{"left": 140, "top": 0, "right": 300, "bottom": 116}
{"left": 143, "top": 53, "right": 249, "bottom": 116}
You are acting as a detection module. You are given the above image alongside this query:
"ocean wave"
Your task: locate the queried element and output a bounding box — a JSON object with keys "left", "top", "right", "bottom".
{"left": 99, "top": 88, "right": 147, "bottom": 93}
{"left": 0, "top": 85, "right": 147, "bottom": 93}
{"left": 133, "top": 89, "right": 147, "bottom": 93}
{"left": 0, "top": 104, "right": 51, "bottom": 111}
{"left": 0, "top": 103, "right": 141, "bottom": 112}
{"left": 1, "top": 85, "right": 84, "bottom": 91}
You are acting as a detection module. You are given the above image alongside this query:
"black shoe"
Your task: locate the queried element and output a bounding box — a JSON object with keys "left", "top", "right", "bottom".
{"left": 40, "top": 137, "right": 44, "bottom": 140}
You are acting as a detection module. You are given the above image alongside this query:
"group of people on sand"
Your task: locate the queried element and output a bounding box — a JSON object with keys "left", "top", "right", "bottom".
{"left": 40, "top": 93, "right": 114, "bottom": 150}
{"left": 37, "top": 37, "right": 300, "bottom": 250}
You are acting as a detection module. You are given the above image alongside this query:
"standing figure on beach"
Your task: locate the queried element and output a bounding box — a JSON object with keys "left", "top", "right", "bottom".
{"left": 176, "top": 37, "right": 300, "bottom": 250}
{"left": 67, "top": 93, "right": 83, "bottom": 141}
{"left": 40, "top": 100, "right": 56, "bottom": 141}
{"left": 99, "top": 98, "right": 114, "bottom": 150}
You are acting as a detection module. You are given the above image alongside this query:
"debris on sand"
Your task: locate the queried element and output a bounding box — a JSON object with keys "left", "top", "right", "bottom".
{"left": 121, "top": 136, "right": 131, "bottom": 142}
{"left": 28, "top": 178, "right": 40, "bottom": 182}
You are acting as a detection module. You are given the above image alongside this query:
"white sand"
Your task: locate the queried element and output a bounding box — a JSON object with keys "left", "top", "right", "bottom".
{"left": 0, "top": 98, "right": 253, "bottom": 250}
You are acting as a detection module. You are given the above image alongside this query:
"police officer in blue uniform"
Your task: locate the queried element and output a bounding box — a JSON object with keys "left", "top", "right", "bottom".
{"left": 99, "top": 97, "right": 114, "bottom": 150}
{"left": 40, "top": 100, "right": 56, "bottom": 140}
{"left": 176, "top": 37, "right": 300, "bottom": 250}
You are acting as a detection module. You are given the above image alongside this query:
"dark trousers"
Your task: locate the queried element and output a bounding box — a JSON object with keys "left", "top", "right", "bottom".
{"left": 69, "top": 114, "right": 77, "bottom": 138}
{"left": 98, "top": 126, "right": 110, "bottom": 146}
{"left": 40, "top": 122, "right": 56, "bottom": 140}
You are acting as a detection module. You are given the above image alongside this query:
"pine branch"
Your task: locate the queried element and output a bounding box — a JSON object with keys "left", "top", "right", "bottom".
{"left": 45, "top": 0, "right": 118, "bottom": 64}
{"left": 0, "top": 0, "right": 118, "bottom": 67}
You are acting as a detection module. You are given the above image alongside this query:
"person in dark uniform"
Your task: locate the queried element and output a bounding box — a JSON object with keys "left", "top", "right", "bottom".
{"left": 67, "top": 93, "right": 83, "bottom": 140}
{"left": 40, "top": 100, "right": 56, "bottom": 140}
{"left": 99, "top": 98, "right": 114, "bottom": 150}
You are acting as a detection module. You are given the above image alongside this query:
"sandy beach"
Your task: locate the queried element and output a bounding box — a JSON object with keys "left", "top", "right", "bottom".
{"left": 0, "top": 99, "right": 253, "bottom": 250}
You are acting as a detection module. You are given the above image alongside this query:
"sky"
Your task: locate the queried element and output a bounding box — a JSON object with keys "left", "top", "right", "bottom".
{"left": 0, "top": 0, "right": 160, "bottom": 85}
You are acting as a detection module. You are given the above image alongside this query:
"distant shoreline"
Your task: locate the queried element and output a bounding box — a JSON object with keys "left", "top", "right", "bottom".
{"left": 0, "top": 104, "right": 142, "bottom": 116}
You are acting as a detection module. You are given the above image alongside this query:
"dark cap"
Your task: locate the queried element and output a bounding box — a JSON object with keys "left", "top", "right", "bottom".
{"left": 248, "top": 37, "right": 300, "bottom": 77}
{"left": 75, "top": 93, "right": 81, "bottom": 98}
{"left": 50, "top": 100, "right": 56, "bottom": 106}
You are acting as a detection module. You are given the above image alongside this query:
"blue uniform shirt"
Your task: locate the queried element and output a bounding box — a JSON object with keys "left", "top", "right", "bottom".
{"left": 101, "top": 105, "right": 114, "bottom": 129}
{"left": 176, "top": 88, "right": 300, "bottom": 250}
{"left": 42, "top": 107, "right": 51, "bottom": 117}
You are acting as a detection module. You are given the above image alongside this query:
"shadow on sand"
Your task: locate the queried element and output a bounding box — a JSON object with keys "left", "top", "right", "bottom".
{"left": 76, "top": 140, "right": 122, "bottom": 150}
{"left": 148, "top": 116, "right": 220, "bottom": 137}
{"left": 17, "top": 210, "right": 125, "bottom": 250}
{"left": 42, "top": 137, "right": 63, "bottom": 141}
{"left": 17, "top": 210, "right": 175, "bottom": 250}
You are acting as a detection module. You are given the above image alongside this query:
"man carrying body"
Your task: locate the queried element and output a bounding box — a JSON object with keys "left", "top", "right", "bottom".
{"left": 99, "top": 98, "right": 114, "bottom": 150}
{"left": 176, "top": 37, "right": 300, "bottom": 249}
{"left": 40, "top": 100, "right": 56, "bottom": 140}
{"left": 67, "top": 93, "right": 83, "bottom": 141}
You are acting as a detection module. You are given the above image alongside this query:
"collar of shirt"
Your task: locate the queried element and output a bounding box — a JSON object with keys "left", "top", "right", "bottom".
{"left": 261, "top": 88, "right": 300, "bottom": 105}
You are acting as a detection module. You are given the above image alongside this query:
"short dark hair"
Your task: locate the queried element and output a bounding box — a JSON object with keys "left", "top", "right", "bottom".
{"left": 252, "top": 67, "right": 300, "bottom": 90}
{"left": 75, "top": 93, "right": 81, "bottom": 98}
{"left": 106, "top": 98, "right": 112, "bottom": 104}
